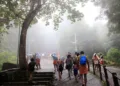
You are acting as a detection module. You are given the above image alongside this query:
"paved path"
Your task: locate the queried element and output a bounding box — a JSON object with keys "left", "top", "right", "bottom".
{"left": 106, "top": 66, "right": 120, "bottom": 77}
{"left": 37, "top": 59, "right": 102, "bottom": 86}
{"left": 90, "top": 65, "right": 120, "bottom": 86}
{"left": 54, "top": 70, "right": 102, "bottom": 86}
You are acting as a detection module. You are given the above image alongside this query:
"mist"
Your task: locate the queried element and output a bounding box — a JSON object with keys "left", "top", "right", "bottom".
{"left": 24, "top": 2, "right": 108, "bottom": 57}
{"left": 1, "top": 2, "right": 109, "bottom": 58}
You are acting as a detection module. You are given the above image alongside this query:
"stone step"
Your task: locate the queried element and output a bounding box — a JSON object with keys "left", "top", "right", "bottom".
{"left": 3, "top": 81, "right": 51, "bottom": 85}
{"left": 33, "top": 73, "right": 54, "bottom": 77}
{"left": 33, "top": 77, "right": 53, "bottom": 81}
{"left": 34, "top": 72, "right": 54, "bottom": 75}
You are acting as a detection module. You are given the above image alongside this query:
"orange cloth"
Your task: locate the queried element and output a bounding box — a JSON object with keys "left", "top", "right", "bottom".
{"left": 100, "top": 59, "right": 104, "bottom": 65}
{"left": 79, "top": 65, "right": 88, "bottom": 74}
{"left": 36, "top": 58, "right": 40, "bottom": 64}
{"left": 53, "top": 60, "right": 57, "bottom": 65}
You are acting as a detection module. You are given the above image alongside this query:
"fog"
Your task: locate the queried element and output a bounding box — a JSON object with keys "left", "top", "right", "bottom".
{"left": 1, "top": 2, "right": 110, "bottom": 58}
{"left": 25, "top": 2, "right": 108, "bottom": 57}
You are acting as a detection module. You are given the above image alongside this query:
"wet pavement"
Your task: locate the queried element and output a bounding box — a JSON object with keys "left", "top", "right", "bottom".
{"left": 38, "top": 59, "right": 102, "bottom": 86}
{"left": 54, "top": 70, "right": 102, "bottom": 86}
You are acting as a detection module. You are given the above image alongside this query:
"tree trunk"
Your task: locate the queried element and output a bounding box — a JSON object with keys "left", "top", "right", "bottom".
{"left": 19, "top": 3, "right": 42, "bottom": 69}
{"left": 19, "top": 28, "right": 27, "bottom": 69}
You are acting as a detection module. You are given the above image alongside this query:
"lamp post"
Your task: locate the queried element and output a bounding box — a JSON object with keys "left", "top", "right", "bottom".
{"left": 72, "top": 33, "right": 78, "bottom": 51}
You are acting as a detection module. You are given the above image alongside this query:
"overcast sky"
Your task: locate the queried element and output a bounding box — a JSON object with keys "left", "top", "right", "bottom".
{"left": 26, "top": 1, "right": 108, "bottom": 54}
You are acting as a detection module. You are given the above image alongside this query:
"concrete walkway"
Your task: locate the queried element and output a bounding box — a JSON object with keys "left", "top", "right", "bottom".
{"left": 54, "top": 70, "right": 102, "bottom": 86}
{"left": 35, "top": 59, "right": 102, "bottom": 86}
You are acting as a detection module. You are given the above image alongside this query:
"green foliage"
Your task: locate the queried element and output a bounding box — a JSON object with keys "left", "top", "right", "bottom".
{"left": 1, "top": 0, "right": 88, "bottom": 68}
{"left": 0, "top": 52, "right": 17, "bottom": 70}
{"left": 109, "top": 34, "right": 120, "bottom": 50}
{"left": 93, "top": 0, "right": 120, "bottom": 34}
{"left": 106, "top": 48, "right": 120, "bottom": 65}
{"left": 0, "top": 0, "right": 87, "bottom": 30}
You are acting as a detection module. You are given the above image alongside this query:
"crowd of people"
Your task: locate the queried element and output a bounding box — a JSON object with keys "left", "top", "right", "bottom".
{"left": 52, "top": 51, "right": 104, "bottom": 86}
{"left": 27, "top": 51, "right": 104, "bottom": 86}
{"left": 52, "top": 51, "right": 90, "bottom": 86}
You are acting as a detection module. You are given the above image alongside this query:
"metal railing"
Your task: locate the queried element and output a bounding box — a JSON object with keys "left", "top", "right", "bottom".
{"left": 92, "top": 60, "right": 120, "bottom": 86}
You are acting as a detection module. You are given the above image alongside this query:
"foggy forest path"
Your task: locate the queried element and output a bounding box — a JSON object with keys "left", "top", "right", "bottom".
{"left": 38, "top": 58, "right": 102, "bottom": 86}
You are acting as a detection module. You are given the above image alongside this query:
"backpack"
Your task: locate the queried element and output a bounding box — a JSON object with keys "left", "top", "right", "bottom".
{"left": 66, "top": 58, "right": 72, "bottom": 66}
{"left": 79, "top": 55, "right": 87, "bottom": 65}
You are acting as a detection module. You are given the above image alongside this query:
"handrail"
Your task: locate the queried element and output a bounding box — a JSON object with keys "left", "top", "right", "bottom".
{"left": 92, "top": 59, "right": 120, "bottom": 86}
{"left": 106, "top": 68, "right": 113, "bottom": 74}
{"left": 115, "top": 75, "right": 120, "bottom": 80}
{"left": 103, "top": 65, "right": 120, "bottom": 81}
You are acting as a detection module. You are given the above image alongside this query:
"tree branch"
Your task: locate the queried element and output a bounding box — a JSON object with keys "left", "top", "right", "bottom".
{"left": 22, "top": 0, "right": 42, "bottom": 30}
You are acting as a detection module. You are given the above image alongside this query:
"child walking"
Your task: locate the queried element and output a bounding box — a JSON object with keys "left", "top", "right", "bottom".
{"left": 58, "top": 59, "right": 63, "bottom": 80}
{"left": 73, "top": 62, "right": 78, "bottom": 82}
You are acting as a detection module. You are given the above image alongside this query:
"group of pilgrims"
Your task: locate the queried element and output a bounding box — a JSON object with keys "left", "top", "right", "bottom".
{"left": 28, "top": 51, "right": 104, "bottom": 86}
{"left": 51, "top": 51, "right": 104, "bottom": 86}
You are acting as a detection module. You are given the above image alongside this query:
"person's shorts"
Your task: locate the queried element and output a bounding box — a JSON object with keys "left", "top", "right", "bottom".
{"left": 53, "top": 60, "right": 57, "bottom": 65}
{"left": 66, "top": 65, "right": 72, "bottom": 70}
{"left": 74, "top": 68, "right": 78, "bottom": 76}
{"left": 59, "top": 67, "right": 63, "bottom": 72}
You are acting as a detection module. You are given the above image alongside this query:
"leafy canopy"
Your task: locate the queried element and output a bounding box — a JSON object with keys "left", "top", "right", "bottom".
{"left": 0, "top": 0, "right": 88, "bottom": 30}
{"left": 0, "top": 0, "right": 88, "bottom": 68}
{"left": 94, "top": 0, "right": 120, "bottom": 34}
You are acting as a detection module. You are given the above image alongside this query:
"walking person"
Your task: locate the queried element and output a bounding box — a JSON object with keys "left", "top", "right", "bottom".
{"left": 79, "top": 51, "right": 89, "bottom": 86}
{"left": 28, "top": 58, "right": 36, "bottom": 81}
{"left": 73, "top": 61, "right": 79, "bottom": 82}
{"left": 100, "top": 55, "right": 104, "bottom": 65}
{"left": 92, "top": 53, "right": 99, "bottom": 71}
{"left": 58, "top": 59, "right": 63, "bottom": 80}
{"left": 51, "top": 53, "right": 58, "bottom": 72}
{"left": 66, "top": 54, "right": 73, "bottom": 80}
{"left": 35, "top": 53, "right": 41, "bottom": 69}
{"left": 61, "top": 56, "right": 65, "bottom": 69}
{"left": 73, "top": 52, "right": 80, "bottom": 80}
{"left": 36, "top": 57, "right": 40, "bottom": 70}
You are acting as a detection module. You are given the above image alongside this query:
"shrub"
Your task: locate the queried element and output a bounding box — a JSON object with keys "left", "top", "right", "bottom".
{"left": 106, "top": 48, "right": 120, "bottom": 65}
{"left": 0, "top": 52, "right": 17, "bottom": 70}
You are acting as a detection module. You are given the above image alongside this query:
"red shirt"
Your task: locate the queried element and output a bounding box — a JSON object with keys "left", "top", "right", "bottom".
{"left": 36, "top": 58, "right": 40, "bottom": 64}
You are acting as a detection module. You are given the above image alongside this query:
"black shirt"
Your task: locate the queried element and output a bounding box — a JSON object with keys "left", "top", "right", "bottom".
{"left": 28, "top": 61, "right": 36, "bottom": 71}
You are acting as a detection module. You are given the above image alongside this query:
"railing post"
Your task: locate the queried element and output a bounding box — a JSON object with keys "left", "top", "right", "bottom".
{"left": 112, "top": 73, "right": 119, "bottom": 86}
{"left": 88, "top": 61, "right": 90, "bottom": 71}
{"left": 98, "top": 63, "right": 102, "bottom": 81}
{"left": 92, "top": 60, "right": 95, "bottom": 75}
{"left": 103, "top": 66, "right": 109, "bottom": 86}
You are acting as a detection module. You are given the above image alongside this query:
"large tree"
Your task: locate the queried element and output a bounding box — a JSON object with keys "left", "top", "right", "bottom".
{"left": 0, "top": 0, "right": 87, "bottom": 69}
{"left": 93, "top": 0, "right": 120, "bottom": 34}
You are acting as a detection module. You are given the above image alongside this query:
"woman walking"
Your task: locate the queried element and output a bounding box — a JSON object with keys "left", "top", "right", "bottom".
{"left": 66, "top": 54, "right": 73, "bottom": 80}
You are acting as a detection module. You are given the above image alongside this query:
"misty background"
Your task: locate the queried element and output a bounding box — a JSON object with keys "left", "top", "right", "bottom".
{"left": 0, "top": 2, "right": 110, "bottom": 58}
